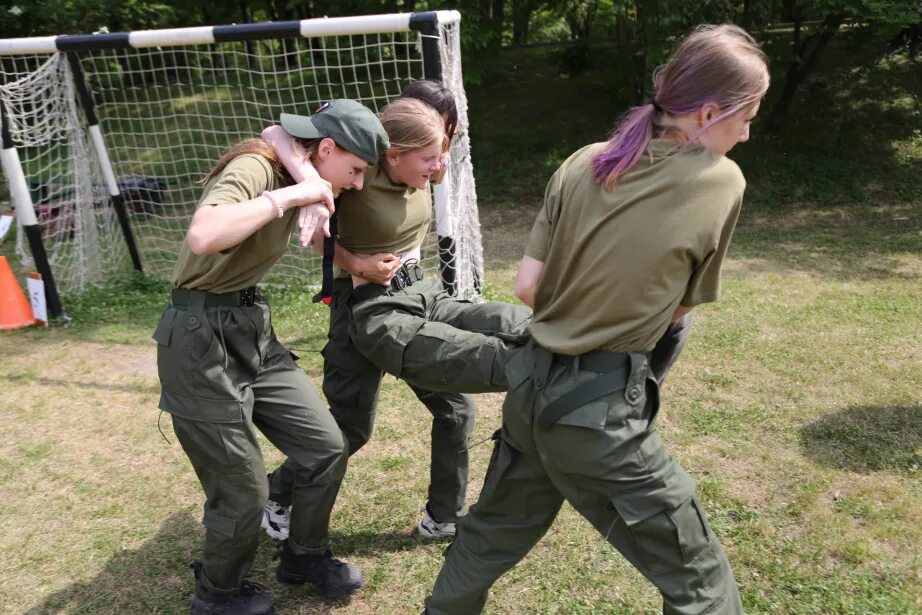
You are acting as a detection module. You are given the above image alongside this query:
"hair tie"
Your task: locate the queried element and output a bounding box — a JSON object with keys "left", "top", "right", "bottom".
{"left": 649, "top": 98, "right": 663, "bottom": 114}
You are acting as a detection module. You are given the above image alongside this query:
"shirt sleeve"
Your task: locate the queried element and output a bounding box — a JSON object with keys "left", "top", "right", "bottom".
{"left": 681, "top": 192, "right": 743, "bottom": 306}
{"left": 199, "top": 156, "right": 273, "bottom": 208}
{"left": 524, "top": 166, "right": 565, "bottom": 262}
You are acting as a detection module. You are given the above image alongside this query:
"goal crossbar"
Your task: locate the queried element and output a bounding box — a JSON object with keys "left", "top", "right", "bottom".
{"left": 0, "top": 12, "right": 460, "bottom": 55}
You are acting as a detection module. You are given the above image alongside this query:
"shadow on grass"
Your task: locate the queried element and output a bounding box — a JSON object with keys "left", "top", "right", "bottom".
{"left": 798, "top": 404, "right": 922, "bottom": 473}
{"left": 20, "top": 511, "right": 404, "bottom": 614}
{"left": 329, "top": 528, "right": 449, "bottom": 558}
{"left": 20, "top": 501, "right": 437, "bottom": 611}
{"left": 0, "top": 373, "right": 157, "bottom": 395}
{"left": 24, "top": 512, "right": 200, "bottom": 614}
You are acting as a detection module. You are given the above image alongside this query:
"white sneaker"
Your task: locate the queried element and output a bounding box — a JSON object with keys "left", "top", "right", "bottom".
{"left": 261, "top": 499, "right": 290, "bottom": 541}
{"left": 418, "top": 506, "right": 456, "bottom": 539}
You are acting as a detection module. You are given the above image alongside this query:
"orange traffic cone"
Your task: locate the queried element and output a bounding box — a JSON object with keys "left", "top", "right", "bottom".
{"left": 0, "top": 255, "right": 36, "bottom": 330}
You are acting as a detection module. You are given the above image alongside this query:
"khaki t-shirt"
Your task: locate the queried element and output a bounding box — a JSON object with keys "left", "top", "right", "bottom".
{"left": 172, "top": 155, "right": 297, "bottom": 292}
{"left": 334, "top": 164, "right": 431, "bottom": 277}
{"left": 525, "top": 139, "right": 745, "bottom": 354}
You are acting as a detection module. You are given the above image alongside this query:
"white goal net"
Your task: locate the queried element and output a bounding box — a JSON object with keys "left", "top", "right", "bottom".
{"left": 0, "top": 11, "right": 483, "bottom": 301}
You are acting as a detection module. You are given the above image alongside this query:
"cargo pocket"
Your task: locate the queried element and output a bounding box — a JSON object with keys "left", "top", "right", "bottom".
{"left": 402, "top": 323, "right": 497, "bottom": 392}
{"left": 160, "top": 389, "right": 245, "bottom": 423}
{"left": 554, "top": 399, "right": 611, "bottom": 431}
{"left": 152, "top": 307, "right": 176, "bottom": 346}
{"left": 190, "top": 312, "right": 224, "bottom": 371}
{"left": 503, "top": 345, "right": 532, "bottom": 391}
{"left": 669, "top": 496, "right": 711, "bottom": 564}
{"left": 203, "top": 508, "right": 237, "bottom": 538}
{"left": 623, "top": 496, "right": 713, "bottom": 578}
{"left": 351, "top": 305, "right": 425, "bottom": 378}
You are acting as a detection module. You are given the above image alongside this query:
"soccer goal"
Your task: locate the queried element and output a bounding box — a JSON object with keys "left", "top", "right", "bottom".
{"left": 0, "top": 11, "right": 483, "bottom": 318}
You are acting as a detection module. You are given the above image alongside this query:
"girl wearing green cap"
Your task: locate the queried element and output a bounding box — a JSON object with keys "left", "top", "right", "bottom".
{"left": 153, "top": 99, "right": 387, "bottom": 615}
{"left": 260, "top": 87, "right": 530, "bottom": 546}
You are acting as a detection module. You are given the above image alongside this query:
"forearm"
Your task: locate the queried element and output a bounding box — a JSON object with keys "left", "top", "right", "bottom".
{"left": 516, "top": 285, "right": 536, "bottom": 309}
{"left": 189, "top": 179, "right": 332, "bottom": 254}
{"left": 515, "top": 255, "right": 545, "bottom": 309}
{"left": 312, "top": 237, "right": 401, "bottom": 285}
{"left": 262, "top": 125, "right": 318, "bottom": 183}
{"left": 187, "top": 196, "right": 276, "bottom": 254}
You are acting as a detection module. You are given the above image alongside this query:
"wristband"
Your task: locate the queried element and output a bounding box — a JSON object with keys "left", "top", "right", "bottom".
{"left": 262, "top": 191, "right": 284, "bottom": 218}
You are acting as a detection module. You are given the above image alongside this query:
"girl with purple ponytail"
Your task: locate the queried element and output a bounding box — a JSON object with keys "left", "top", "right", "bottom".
{"left": 593, "top": 24, "right": 769, "bottom": 189}
{"left": 426, "top": 24, "right": 769, "bottom": 615}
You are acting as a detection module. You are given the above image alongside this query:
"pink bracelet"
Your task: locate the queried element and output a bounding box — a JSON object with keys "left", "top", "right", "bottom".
{"left": 262, "top": 191, "right": 284, "bottom": 218}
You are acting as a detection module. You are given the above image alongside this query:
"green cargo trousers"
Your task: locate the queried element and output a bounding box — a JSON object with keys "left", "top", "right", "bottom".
{"left": 348, "top": 276, "right": 533, "bottom": 394}
{"left": 153, "top": 292, "right": 347, "bottom": 593}
{"left": 269, "top": 278, "right": 475, "bottom": 523}
{"left": 426, "top": 341, "right": 742, "bottom": 615}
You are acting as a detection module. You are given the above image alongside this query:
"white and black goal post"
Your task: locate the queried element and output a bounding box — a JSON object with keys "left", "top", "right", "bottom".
{"left": 0, "top": 10, "right": 484, "bottom": 318}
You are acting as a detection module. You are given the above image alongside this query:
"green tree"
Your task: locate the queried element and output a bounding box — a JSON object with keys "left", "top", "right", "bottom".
{"left": 769, "top": 0, "right": 921, "bottom": 125}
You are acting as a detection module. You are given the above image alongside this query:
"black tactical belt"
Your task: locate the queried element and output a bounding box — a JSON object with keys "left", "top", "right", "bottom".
{"left": 351, "top": 264, "right": 424, "bottom": 305}
{"left": 553, "top": 349, "right": 630, "bottom": 373}
{"left": 171, "top": 286, "right": 258, "bottom": 307}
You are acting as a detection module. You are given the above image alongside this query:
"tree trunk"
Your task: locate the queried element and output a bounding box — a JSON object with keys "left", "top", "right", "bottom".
{"left": 770, "top": 12, "right": 844, "bottom": 127}
{"left": 615, "top": 8, "right": 631, "bottom": 52}
{"left": 739, "top": 0, "right": 753, "bottom": 30}
{"left": 511, "top": 0, "right": 532, "bottom": 46}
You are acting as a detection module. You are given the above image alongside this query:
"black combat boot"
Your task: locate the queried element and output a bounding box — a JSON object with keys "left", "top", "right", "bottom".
{"left": 189, "top": 561, "right": 275, "bottom": 615}
{"left": 274, "top": 542, "right": 364, "bottom": 599}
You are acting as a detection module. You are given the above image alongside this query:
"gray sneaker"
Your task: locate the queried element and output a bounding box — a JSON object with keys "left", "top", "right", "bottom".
{"left": 418, "top": 505, "right": 456, "bottom": 539}
{"left": 261, "top": 499, "right": 290, "bottom": 541}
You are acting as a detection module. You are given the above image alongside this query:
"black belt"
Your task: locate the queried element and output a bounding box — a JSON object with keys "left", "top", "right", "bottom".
{"left": 537, "top": 350, "right": 639, "bottom": 429}
{"left": 171, "top": 286, "right": 258, "bottom": 307}
{"left": 554, "top": 349, "right": 630, "bottom": 373}
{"left": 351, "top": 265, "right": 424, "bottom": 305}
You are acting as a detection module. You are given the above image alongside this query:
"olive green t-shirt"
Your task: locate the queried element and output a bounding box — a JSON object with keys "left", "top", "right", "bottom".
{"left": 334, "top": 164, "right": 431, "bottom": 277}
{"left": 525, "top": 139, "right": 745, "bottom": 354}
{"left": 172, "top": 155, "right": 297, "bottom": 293}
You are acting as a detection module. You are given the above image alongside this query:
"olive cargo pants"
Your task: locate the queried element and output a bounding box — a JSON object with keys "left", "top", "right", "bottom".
{"left": 154, "top": 292, "right": 347, "bottom": 593}
{"left": 426, "top": 341, "right": 742, "bottom": 615}
{"left": 270, "top": 279, "right": 476, "bottom": 523}
{"left": 348, "top": 277, "right": 533, "bottom": 394}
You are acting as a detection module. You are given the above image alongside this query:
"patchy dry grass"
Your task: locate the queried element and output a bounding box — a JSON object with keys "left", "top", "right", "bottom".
{"left": 1, "top": 195, "right": 919, "bottom": 614}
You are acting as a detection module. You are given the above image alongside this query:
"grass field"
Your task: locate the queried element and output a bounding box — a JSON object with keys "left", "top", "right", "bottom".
{"left": 0, "top": 36, "right": 920, "bottom": 615}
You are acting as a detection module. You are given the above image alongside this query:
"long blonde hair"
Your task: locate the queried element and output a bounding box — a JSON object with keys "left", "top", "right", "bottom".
{"left": 379, "top": 98, "right": 446, "bottom": 158}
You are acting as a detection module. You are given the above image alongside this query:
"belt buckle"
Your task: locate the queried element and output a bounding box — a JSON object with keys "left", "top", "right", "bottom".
{"left": 240, "top": 287, "right": 256, "bottom": 306}
{"left": 392, "top": 267, "right": 411, "bottom": 291}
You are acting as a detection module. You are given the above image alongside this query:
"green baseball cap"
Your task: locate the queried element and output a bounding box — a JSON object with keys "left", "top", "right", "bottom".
{"left": 280, "top": 99, "right": 389, "bottom": 165}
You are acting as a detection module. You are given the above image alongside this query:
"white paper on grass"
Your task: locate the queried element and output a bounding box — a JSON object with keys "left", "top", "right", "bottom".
{"left": 27, "top": 276, "right": 46, "bottom": 323}
{"left": 0, "top": 215, "right": 12, "bottom": 241}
